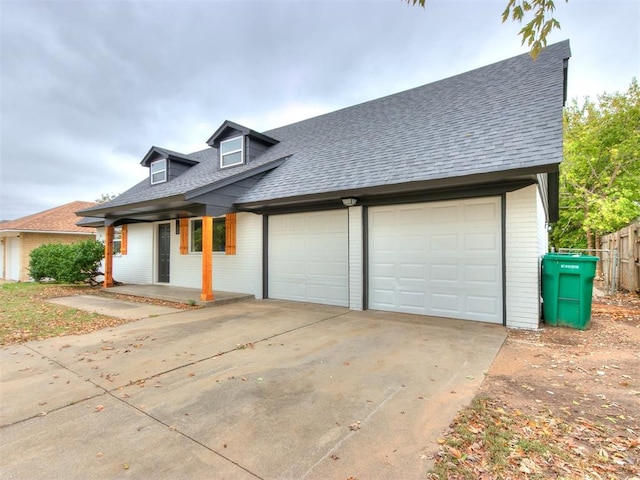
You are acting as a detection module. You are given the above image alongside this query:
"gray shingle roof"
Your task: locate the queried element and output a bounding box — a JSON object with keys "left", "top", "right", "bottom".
{"left": 81, "top": 146, "right": 286, "bottom": 213}
{"left": 81, "top": 40, "right": 570, "bottom": 215}
{"left": 240, "top": 40, "right": 570, "bottom": 203}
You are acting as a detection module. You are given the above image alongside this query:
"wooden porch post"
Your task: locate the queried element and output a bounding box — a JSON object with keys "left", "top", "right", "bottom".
{"left": 201, "top": 216, "right": 214, "bottom": 301}
{"left": 104, "top": 225, "right": 114, "bottom": 287}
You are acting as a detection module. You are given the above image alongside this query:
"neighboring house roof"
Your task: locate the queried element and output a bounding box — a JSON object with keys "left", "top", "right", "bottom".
{"left": 0, "top": 201, "right": 97, "bottom": 235}
{"left": 79, "top": 40, "right": 570, "bottom": 220}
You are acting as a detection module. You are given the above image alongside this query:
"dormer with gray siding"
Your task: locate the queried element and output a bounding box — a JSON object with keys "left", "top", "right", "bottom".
{"left": 206, "top": 120, "right": 279, "bottom": 171}
{"left": 140, "top": 146, "right": 200, "bottom": 185}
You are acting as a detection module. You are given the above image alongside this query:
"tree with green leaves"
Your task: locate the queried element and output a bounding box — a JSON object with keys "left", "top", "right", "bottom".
{"left": 551, "top": 79, "right": 640, "bottom": 250}
{"left": 405, "top": 0, "right": 567, "bottom": 58}
{"left": 95, "top": 193, "right": 119, "bottom": 203}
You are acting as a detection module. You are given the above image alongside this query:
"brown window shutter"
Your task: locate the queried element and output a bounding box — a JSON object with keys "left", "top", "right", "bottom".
{"left": 225, "top": 213, "right": 237, "bottom": 255}
{"left": 121, "top": 225, "right": 128, "bottom": 255}
{"left": 179, "top": 218, "right": 189, "bottom": 254}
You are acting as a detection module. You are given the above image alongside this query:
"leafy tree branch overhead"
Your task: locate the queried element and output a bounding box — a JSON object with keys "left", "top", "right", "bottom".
{"left": 405, "top": 0, "right": 568, "bottom": 58}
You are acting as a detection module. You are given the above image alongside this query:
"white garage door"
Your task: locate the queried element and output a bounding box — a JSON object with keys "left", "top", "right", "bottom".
{"left": 269, "top": 210, "right": 348, "bottom": 307}
{"left": 6, "top": 237, "right": 21, "bottom": 281}
{"left": 369, "top": 197, "right": 502, "bottom": 323}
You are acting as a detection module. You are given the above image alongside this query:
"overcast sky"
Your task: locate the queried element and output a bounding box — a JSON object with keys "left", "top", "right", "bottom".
{"left": 1, "top": 0, "right": 638, "bottom": 221}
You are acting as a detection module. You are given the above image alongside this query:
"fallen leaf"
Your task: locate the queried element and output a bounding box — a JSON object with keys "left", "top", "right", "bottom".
{"left": 448, "top": 447, "right": 463, "bottom": 459}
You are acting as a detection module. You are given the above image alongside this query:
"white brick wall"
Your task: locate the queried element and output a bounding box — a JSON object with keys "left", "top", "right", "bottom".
{"left": 170, "top": 213, "right": 263, "bottom": 298}
{"left": 97, "top": 224, "right": 154, "bottom": 284}
{"left": 505, "top": 185, "right": 543, "bottom": 329}
{"left": 348, "top": 206, "right": 363, "bottom": 310}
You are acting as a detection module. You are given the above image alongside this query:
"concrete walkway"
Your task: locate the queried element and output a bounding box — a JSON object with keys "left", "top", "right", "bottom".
{"left": 47, "top": 295, "right": 182, "bottom": 319}
{"left": 0, "top": 300, "right": 506, "bottom": 479}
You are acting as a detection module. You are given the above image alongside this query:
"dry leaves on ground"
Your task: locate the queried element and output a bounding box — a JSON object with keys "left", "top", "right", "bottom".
{"left": 428, "top": 396, "right": 639, "bottom": 479}
{"left": 429, "top": 287, "right": 640, "bottom": 479}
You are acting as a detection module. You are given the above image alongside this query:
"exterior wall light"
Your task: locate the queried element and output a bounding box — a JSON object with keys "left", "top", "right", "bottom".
{"left": 341, "top": 198, "right": 358, "bottom": 207}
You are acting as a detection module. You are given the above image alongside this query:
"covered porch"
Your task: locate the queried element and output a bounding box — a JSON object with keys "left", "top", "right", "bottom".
{"left": 102, "top": 284, "right": 254, "bottom": 307}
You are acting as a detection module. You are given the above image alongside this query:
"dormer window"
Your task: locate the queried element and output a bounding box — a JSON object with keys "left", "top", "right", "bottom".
{"left": 220, "top": 136, "right": 244, "bottom": 168}
{"left": 150, "top": 159, "right": 167, "bottom": 184}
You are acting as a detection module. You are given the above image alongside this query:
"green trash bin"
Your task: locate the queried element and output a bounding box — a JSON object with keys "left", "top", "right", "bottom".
{"left": 542, "top": 253, "right": 599, "bottom": 330}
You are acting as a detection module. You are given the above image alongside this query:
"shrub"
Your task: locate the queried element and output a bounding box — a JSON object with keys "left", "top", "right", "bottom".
{"left": 29, "top": 240, "right": 104, "bottom": 283}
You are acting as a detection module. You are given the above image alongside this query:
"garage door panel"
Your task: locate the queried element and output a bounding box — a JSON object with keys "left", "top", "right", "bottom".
{"left": 466, "top": 232, "right": 498, "bottom": 251}
{"left": 398, "top": 263, "right": 425, "bottom": 279}
{"left": 269, "top": 210, "right": 348, "bottom": 307}
{"left": 399, "top": 291, "right": 426, "bottom": 307}
{"left": 399, "top": 235, "right": 427, "bottom": 251}
{"left": 371, "top": 262, "right": 395, "bottom": 278}
{"left": 431, "top": 293, "right": 460, "bottom": 313}
{"left": 371, "top": 288, "right": 396, "bottom": 307}
{"left": 431, "top": 205, "right": 459, "bottom": 223}
{"left": 432, "top": 234, "right": 459, "bottom": 251}
{"left": 467, "top": 295, "right": 499, "bottom": 316}
{"left": 431, "top": 263, "right": 459, "bottom": 282}
{"left": 369, "top": 198, "right": 502, "bottom": 323}
{"left": 466, "top": 264, "right": 499, "bottom": 283}
{"left": 464, "top": 202, "right": 498, "bottom": 221}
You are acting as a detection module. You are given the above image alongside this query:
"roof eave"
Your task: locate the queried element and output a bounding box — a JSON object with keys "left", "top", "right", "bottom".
{"left": 76, "top": 194, "right": 187, "bottom": 219}
{"left": 238, "top": 164, "right": 559, "bottom": 211}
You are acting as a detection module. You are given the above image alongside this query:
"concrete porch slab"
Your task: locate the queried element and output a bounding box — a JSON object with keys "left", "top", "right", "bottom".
{"left": 103, "top": 284, "right": 254, "bottom": 306}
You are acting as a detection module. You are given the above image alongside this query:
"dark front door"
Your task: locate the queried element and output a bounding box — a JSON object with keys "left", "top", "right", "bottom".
{"left": 158, "top": 223, "right": 171, "bottom": 283}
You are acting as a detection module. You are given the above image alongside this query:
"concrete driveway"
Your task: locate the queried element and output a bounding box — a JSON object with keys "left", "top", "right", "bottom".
{"left": 0, "top": 300, "right": 506, "bottom": 479}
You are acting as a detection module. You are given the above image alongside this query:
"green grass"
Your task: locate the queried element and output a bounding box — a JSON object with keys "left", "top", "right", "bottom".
{"left": 0, "top": 282, "right": 128, "bottom": 344}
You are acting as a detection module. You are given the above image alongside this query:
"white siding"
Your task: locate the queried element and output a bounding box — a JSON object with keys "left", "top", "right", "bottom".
{"left": 348, "top": 206, "right": 363, "bottom": 310}
{"left": 96, "top": 224, "right": 154, "bottom": 284}
{"left": 168, "top": 221, "right": 200, "bottom": 289}
{"left": 505, "top": 185, "right": 542, "bottom": 329}
{"left": 170, "top": 213, "right": 263, "bottom": 298}
{"left": 214, "top": 213, "right": 263, "bottom": 298}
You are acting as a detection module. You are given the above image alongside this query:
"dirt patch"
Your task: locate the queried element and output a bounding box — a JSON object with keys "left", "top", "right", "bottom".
{"left": 482, "top": 287, "right": 640, "bottom": 437}
{"left": 429, "top": 287, "right": 640, "bottom": 478}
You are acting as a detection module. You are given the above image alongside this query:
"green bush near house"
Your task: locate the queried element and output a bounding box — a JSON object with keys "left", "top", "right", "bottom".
{"left": 29, "top": 239, "right": 104, "bottom": 284}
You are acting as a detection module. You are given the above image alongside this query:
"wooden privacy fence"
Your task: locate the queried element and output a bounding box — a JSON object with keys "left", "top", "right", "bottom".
{"left": 600, "top": 221, "right": 640, "bottom": 293}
